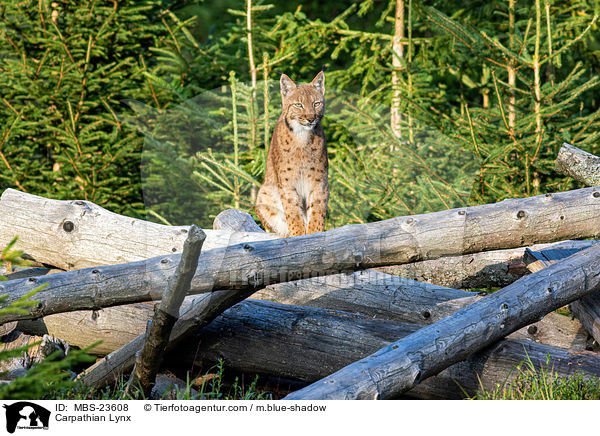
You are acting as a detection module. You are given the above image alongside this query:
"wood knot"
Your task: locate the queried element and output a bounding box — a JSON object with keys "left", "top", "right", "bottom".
{"left": 62, "top": 221, "right": 75, "bottom": 232}
{"left": 516, "top": 210, "right": 526, "bottom": 219}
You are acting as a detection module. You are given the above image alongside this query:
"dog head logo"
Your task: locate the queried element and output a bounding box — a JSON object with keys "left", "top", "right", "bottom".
{"left": 3, "top": 402, "right": 50, "bottom": 433}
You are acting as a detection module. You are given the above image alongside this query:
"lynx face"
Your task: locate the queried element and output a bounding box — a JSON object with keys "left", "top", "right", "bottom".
{"left": 280, "top": 72, "right": 325, "bottom": 134}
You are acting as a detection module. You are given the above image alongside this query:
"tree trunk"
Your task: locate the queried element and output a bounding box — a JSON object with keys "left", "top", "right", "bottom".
{"left": 571, "top": 293, "right": 600, "bottom": 348}
{"left": 213, "top": 209, "right": 263, "bottom": 232}
{"left": 4, "top": 186, "right": 600, "bottom": 274}
{"left": 19, "top": 271, "right": 587, "bottom": 356}
{"left": 523, "top": 242, "right": 600, "bottom": 348}
{"left": 283, "top": 242, "right": 600, "bottom": 399}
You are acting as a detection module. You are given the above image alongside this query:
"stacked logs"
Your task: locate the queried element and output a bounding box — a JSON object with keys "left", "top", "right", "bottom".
{"left": 1, "top": 143, "right": 600, "bottom": 399}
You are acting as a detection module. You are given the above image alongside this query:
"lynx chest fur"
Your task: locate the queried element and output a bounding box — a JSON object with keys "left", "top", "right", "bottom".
{"left": 255, "top": 72, "right": 329, "bottom": 237}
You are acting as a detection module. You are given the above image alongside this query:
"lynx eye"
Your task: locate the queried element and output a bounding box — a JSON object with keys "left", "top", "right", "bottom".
{"left": 314, "top": 101, "right": 322, "bottom": 107}
{"left": 293, "top": 103, "right": 304, "bottom": 108}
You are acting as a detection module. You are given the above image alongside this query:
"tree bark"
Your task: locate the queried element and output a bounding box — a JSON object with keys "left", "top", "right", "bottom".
{"left": 0, "top": 188, "right": 275, "bottom": 270}
{"left": 555, "top": 142, "right": 600, "bottom": 186}
{"left": 379, "top": 240, "right": 595, "bottom": 288}
{"left": 570, "top": 293, "right": 600, "bottom": 348}
{"left": 523, "top": 242, "right": 600, "bottom": 348}
{"left": 129, "top": 225, "right": 205, "bottom": 397}
{"left": 283, "top": 242, "right": 600, "bottom": 399}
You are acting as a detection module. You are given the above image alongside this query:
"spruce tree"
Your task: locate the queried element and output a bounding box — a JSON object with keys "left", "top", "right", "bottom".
{"left": 0, "top": 0, "right": 171, "bottom": 214}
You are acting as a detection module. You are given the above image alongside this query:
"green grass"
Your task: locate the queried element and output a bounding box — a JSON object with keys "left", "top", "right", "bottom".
{"left": 472, "top": 355, "right": 600, "bottom": 400}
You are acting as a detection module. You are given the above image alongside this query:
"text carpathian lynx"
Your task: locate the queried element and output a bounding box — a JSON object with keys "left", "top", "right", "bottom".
{"left": 255, "top": 71, "right": 328, "bottom": 237}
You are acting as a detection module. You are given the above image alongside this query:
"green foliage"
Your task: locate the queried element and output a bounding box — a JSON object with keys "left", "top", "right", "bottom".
{"left": 3, "top": 0, "right": 600, "bottom": 225}
{"left": 0, "top": 0, "right": 172, "bottom": 215}
{"left": 0, "top": 238, "right": 96, "bottom": 400}
{"left": 132, "top": 0, "right": 600, "bottom": 229}
{"left": 473, "top": 354, "right": 600, "bottom": 400}
{"left": 0, "top": 347, "right": 95, "bottom": 400}
{"left": 419, "top": 1, "right": 600, "bottom": 201}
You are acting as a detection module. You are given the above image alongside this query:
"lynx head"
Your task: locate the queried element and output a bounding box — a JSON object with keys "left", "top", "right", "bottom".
{"left": 280, "top": 71, "right": 325, "bottom": 133}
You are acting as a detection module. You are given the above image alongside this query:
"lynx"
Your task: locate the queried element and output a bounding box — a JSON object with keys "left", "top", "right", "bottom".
{"left": 255, "top": 71, "right": 329, "bottom": 237}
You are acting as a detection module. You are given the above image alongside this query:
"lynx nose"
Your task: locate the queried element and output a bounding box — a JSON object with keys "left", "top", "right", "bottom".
{"left": 306, "top": 116, "right": 315, "bottom": 123}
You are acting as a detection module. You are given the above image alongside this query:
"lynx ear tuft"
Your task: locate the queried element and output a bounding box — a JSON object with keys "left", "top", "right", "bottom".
{"left": 311, "top": 71, "right": 325, "bottom": 95}
{"left": 280, "top": 74, "right": 296, "bottom": 98}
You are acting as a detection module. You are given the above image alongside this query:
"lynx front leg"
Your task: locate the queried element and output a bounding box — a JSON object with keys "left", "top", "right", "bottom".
{"left": 279, "top": 187, "right": 306, "bottom": 237}
{"left": 255, "top": 184, "right": 289, "bottom": 236}
{"left": 306, "top": 189, "right": 329, "bottom": 234}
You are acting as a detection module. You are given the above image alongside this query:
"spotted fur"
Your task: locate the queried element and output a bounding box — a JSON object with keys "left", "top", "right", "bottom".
{"left": 255, "top": 71, "right": 329, "bottom": 237}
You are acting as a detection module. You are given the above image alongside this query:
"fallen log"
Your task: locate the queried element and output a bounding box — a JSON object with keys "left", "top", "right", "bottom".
{"left": 571, "top": 293, "right": 600, "bottom": 348}
{"left": 0, "top": 256, "right": 482, "bottom": 326}
{"left": 0, "top": 203, "right": 535, "bottom": 290}
{"left": 129, "top": 225, "right": 205, "bottom": 396}
{"left": 169, "top": 299, "right": 600, "bottom": 400}
{"left": 17, "top": 303, "right": 153, "bottom": 355}
{"left": 2, "top": 207, "right": 481, "bottom": 327}
{"left": 213, "top": 209, "right": 263, "bottom": 233}
{"left": 523, "top": 243, "right": 600, "bottom": 348}
{"left": 554, "top": 142, "right": 600, "bottom": 347}
{"left": 3, "top": 184, "right": 600, "bottom": 277}
{"left": 555, "top": 142, "right": 600, "bottom": 186}
{"left": 0, "top": 256, "right": 177, "bottom": 325}
{"left": 379, "top": 240, "right": 596, "bottom": 289}
{"left": 283, "top": 241, "right": 600, "bottom": 400}
{"left": 0, "top": 188, "right": 275, "bottom": 270}
{"left": 212, "top": 209, "right": 483, "bottom": 324}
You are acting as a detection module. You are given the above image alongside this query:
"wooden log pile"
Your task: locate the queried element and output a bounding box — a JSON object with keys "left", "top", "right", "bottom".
{"left": 1, "top": 142, "right": 600, "bottom": 399}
